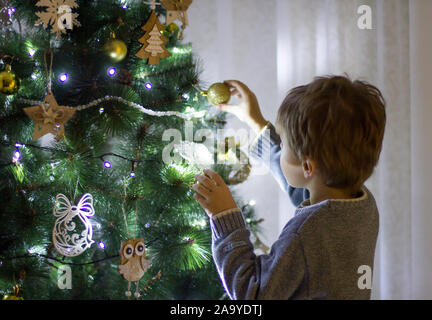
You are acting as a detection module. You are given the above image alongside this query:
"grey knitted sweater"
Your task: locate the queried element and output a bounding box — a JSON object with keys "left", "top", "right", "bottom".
{"left": 209, "top": 122, "right": 379, "bottom": 300}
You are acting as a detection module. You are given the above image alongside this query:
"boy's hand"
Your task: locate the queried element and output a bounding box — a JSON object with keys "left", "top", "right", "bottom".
{"left": 192, "top": 169, "right": 239, "bottom": 217}
{"left": 217, "top": 80, "right": 269, "bottom": 134}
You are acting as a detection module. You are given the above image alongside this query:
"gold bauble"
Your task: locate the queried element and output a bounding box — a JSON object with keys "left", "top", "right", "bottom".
{"left": 0, "top": 64, "right": 20, "bottom": 95}
{"left": 2, "top": 294, "right": 24, "bottom": 300}
{"left": 205, "top": 82, "right": 231, "bottom": 106}
{"left": 2, "top": 285, "right": 23, "bottom": 300}
{"left": 167, "top": 23, "right": 179, "bottom": 34}
{"left": 161, "top": 23, "right": 180, "bottom": 40}
{"left": 103, "top": 35, "right": 128, "bottom": 63}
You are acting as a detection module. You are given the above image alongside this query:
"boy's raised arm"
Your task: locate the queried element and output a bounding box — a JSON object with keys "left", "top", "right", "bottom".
{"left": 249, "top": 122, "right": 309, "bottom": 207}
{"left": 218, "top": 80, "right": 309, "bottom": 206}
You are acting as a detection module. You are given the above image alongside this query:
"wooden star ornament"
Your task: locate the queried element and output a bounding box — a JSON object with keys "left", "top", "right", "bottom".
{"left": 23, "top": 92, "right": 76, "bottom": 140}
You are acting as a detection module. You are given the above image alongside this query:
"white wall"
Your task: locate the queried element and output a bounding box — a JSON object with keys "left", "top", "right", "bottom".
{"left": 410, "top": 0, "right": 432, "bottom": 300}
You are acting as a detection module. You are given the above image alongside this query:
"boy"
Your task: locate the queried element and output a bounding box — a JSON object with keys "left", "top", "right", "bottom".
{"left": 192, "top": 76, "right": 386, "bottom": 300}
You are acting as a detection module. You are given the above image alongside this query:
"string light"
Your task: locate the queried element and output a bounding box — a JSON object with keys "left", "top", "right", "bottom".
{"left": 59, "top": 73, "right": 68, "bottom": 83}
{"left": 12, "top": 143, "right": 22, "bottom": 164}
{"left": 98, "top": 241, "right": 106, "bottom": 250}
{"left": 130, "top": 161, "right": 136, "bottom": 177}
{"left": 2, "top": 142, "right": 156, "bottom": 177}
{"left": 145, "top": 82, "right": 152, "bottom": 90}
{"left": 107, "top": 67, "right": 117, "bottom": 77}
{"left": 8, "top": 8, "right": 15, "bottom": 16}
{"left": 12, "top": 147, "right": 21, "bottom": 164}
{"left": 28, "top": 48, "right": 36, "bottom": 57}
{"left": 99, "top": 107, "right": 104, "bottom": 114}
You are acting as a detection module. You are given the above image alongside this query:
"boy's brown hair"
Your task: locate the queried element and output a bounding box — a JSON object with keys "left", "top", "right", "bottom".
{"left": 275, "top": 75, "right": 386, "bottom": 192}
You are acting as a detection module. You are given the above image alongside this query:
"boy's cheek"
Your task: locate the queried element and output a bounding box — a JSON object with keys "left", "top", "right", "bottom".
{"left": 280, "top": 153, "right": 305, "bottom": 188}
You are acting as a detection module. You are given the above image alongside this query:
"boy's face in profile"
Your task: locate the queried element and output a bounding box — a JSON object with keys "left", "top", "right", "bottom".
{"left": 279, "top": 132, "right": 308, "bottom": 189}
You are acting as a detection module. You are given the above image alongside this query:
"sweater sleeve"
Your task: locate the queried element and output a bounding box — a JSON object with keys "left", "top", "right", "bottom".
{"left": 248, "top": 122, "right": 309, "bottom": 207}
{"left": 209, "top": 209, "right": 306, "bottom": 300}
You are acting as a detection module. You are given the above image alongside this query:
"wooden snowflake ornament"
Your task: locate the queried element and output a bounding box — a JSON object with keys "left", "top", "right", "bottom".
{"left": 35, "top": 0, "right": 81, "bottom": 39}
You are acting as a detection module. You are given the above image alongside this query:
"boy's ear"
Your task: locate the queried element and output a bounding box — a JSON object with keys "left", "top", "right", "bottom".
{"left": 302, "top": 159, "right": 315, "bottom": 178}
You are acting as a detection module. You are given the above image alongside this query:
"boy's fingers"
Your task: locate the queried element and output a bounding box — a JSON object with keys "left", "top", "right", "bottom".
{"left": 224, "top": 80, "right": 249, "bottom": 97}
{"left": 195, "top": 174, "right": 217, "bottom": 190}
{"left": 230, "top": 88, "right": 241, "bottom": 98}
{"left": 203, "top": 169, "right": 225, "bottom": 186}
{"left": 192, "top": 183, "right": 210, "bottom": 199}
{"left": 193, "top": 193, "right": 209, "bottom": 209}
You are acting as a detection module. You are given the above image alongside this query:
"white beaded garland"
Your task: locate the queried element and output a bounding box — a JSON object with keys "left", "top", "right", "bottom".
{"left": 18, "top": 96, "right": 204, "bottom": 120}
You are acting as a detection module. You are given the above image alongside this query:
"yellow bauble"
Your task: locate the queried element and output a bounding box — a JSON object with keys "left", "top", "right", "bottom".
{"left": 2, "top": 285, "right": 23, "bottom": 300}
{"left": 167, "top": 23, "right": 180, "bottom": 34}
{"left": 205, "top": 83, "right": 231, "bottom": 105}
{"left": 103, "top": 37, "right": 128, "bottom": 63}
{"left": 0, "top": 64, "right": 20, "bottom": 95}
{"left": 161, "top": 23, "right": 180, "bottom": 39}
{"left": 2, "top": 294, "right": 24, "bottom": 300}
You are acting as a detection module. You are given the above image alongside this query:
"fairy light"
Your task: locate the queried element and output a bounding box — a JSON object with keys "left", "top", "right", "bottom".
{"left": 120, "top": 0, "right": 128, "bottom": 8}
{"left": 12, "top": 143, "right": 22, "bottom": 164}
{"left": 99, "top": 107, "right": 104, "bottom": 114}
{"left": 28, "top": 48, "right": 36, "bottom": 57}
{"left": 50, "top": 161, "right": 61, "bottom": 168}
{"left": 145, "top": 82, "right": 152, "bottom": 90}
{"left": 12, "top": 148, "right": 21, "bottom": 164}
{"left": 98, "top": 241, "right": 105, "bottom": 249}
{"left": 59, "top": 73, "right": 68, "bottom": 83}
{"left": 130, "top": 161, "right": 136, "bottom": 177}
{"left": 107, "top": 67, "right": 117, "bottom": 77}
{"left": 104, "top": 161, "right": 112, "bottom": 169}
{"left": 185, "top": 106, "right": 195, "bottom": 113}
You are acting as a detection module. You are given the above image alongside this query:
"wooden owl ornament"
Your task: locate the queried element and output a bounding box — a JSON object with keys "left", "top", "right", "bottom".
{"left": 119, "top": 238, "right": 152, "bottom": 298}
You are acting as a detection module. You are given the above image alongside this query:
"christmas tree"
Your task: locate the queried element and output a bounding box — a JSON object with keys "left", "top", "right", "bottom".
{"left": 0, "top": 0, "right": 262, "bottom": 300}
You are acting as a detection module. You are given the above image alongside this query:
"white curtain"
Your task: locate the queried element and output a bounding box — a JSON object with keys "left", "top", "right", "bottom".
{"left": 185, "top": 0, "right": 432, "bottom": 299}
